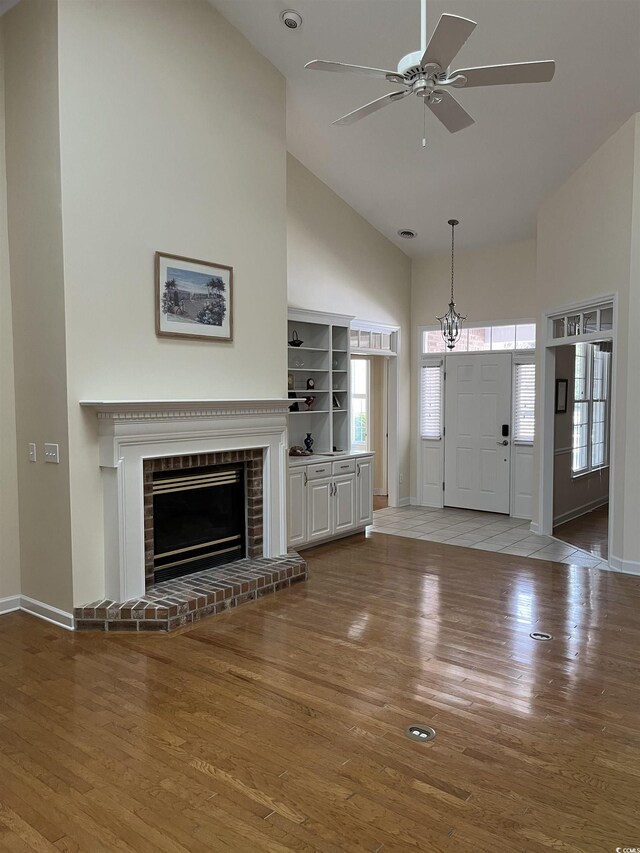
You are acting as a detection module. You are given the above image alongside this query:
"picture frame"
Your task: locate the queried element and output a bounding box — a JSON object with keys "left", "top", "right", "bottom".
{"left": 555, "top": 378, "right": 568, "bottom": 413}
{"left": 332, "top": 394, "right": 341, "bottom": 410}
{"left": 155, "top": 251, "right": 233, "bottom": 342}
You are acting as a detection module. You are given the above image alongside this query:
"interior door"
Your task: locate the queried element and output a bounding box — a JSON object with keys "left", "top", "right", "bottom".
{"left": 444, "top": 353, "right": 512, "bottom": 513}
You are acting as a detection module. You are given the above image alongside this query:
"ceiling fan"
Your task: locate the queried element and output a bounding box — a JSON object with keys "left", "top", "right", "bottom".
{"left": 305, "top": 0, "right": 555, "bottom": 133}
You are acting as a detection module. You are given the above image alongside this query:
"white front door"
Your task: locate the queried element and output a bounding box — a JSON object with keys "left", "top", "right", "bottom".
{"left": 444, "top": 353, "right": 512, "bottom": 513}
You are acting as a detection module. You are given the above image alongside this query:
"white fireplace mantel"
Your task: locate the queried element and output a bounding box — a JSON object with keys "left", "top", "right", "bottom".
{"left": 81, "top": 399, "right": 290, "bottom": 601}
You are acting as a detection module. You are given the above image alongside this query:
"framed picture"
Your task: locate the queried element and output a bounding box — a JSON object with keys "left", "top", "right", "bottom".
{"left": 555, "top": 378, "right": 568, "bottom": 413}
{"left": 332, "top": 394, "right": 341, "bottom": 409}
{"left": 156, "top": 252, "right": 233, "bottom": 341}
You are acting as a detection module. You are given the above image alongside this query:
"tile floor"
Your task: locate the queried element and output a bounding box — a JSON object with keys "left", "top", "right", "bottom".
{"left": 370, "top": 505, "right": 612, "bottom": 571}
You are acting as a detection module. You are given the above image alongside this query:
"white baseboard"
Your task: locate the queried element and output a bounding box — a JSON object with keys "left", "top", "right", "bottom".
{"left": 0, "top": 595, "right": 21, "bottom": 615}
{"left": 553, "top": 497, "right": 608, "bottom": 527}
{"left": 19, "top": 596, "right": 75, "bottom": 630}
{"left": 529, "top": 521, "right": 541, "bottom": 534}
{"left": 609, "top": 555, "right": 640, "bottom": 576}
{"left": 398, "top": 497, "right": 411, "bottom": 507}
{"left": 373, "top": 488, "right": 387, "bottom": 496}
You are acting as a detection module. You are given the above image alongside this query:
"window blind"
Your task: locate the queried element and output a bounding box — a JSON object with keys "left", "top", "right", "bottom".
{"left": 513, "top": 363, "right": 536, "bottom": 443}
{"left": 420, "top": 364, "right": 443, "bottom": 440}
{"left": 572, "top": 343, "right": 610, "bottom": 475}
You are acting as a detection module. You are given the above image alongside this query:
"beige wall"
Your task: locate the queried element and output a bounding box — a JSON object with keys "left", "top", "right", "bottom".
{"left": 552, "top": 345, "right": 609, "bottom": 524}
{"left": 411, "top": 238, "right": 537, "bottom": 327}
{"left": 535, "top": 115, "right": 638, "bottom": 567}
{"left": 287, "top": 154, "right": 412, "bottom": 499}
{"left": 4, "top": 0, "right": 74, "bottom": 611}
{"left": 55, "top": 0, "right": 287, "bottom": 604}
{"left": 0, "top": 20, "right": 20, "bottom": 601}
{"left": 410, "top": 238, "right": 536, "bottom": 499}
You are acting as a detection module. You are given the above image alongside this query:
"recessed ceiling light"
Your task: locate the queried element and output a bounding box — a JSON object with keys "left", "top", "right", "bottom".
{"left": 281, "top": 10, "right": 302, "bottom": 29}
{"left": 397, "top": 229, "right": 417, "bottom": 239}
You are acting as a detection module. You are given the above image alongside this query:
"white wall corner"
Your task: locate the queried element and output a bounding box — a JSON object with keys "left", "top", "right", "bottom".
{"left": 529, "top": 521, "right": 541, "bottom": 535}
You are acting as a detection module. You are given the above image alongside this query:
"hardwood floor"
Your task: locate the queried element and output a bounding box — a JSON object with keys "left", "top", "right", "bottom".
{"left": 372, "top": 495, "right": 388, "bottom": 511}
{"left": 1, "top": 531, "right": 639, "bottom": 852}
{"left": 554, "top": 505, "right": 609, "bottom": 559}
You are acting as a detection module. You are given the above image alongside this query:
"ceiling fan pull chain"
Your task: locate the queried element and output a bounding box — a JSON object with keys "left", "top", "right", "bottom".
{"left": 422, "top": 99, "right": 427, "bottom": 147}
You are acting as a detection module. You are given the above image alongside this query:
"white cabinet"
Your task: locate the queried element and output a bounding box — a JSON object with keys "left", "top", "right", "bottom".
{"left": 306, "top": 477, "right": 333, "bottom": 543}
{"left": 333, "top": 474, "right": 356, "bottom": 534}
{"left": 287, "top": 454, "right": 374, "bottom": 548}
{"left": 287, "top": 467, "right": 307, "bottom": 547}
{"left": 356, "top": 457, "right": 374, "bottom": 527}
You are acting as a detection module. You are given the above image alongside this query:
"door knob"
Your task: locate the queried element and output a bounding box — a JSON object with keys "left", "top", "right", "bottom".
{"left": 497, "top": 439, "right": 509, "bottom": 446}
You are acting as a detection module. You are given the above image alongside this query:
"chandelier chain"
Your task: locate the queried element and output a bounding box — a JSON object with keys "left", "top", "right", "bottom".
{"left": 450, "top": 221, "right": 455, "bottom": 302}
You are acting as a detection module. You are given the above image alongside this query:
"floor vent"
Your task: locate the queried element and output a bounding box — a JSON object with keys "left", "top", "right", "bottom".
{"left": 529, "top": 631, "right": 553, "bottom": 641}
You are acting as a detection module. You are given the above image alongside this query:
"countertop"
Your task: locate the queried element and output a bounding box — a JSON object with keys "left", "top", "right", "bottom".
{"left": 288, "top": 450, "right": 374, "bottom": 467}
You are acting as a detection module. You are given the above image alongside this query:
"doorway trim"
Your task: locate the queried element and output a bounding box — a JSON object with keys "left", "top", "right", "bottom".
{"left": 351, "top": 319, "right": 400, "bottom": 507}
{"left": 536, "top": 294, "right": 617, "bottom": 564}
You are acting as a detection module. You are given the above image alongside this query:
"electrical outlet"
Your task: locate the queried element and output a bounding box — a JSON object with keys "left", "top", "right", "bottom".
{"left": 399, "top": 472, "right": 404, "bottom": 484}
{"left": 28, "top": 443, "right": 37, "bottom": 462}
{"left": 44, "top": 443, "right": 60, "bottom": 464}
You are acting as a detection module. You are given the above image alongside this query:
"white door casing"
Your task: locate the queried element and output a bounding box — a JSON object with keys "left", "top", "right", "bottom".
{"left": 444, "top": 353, "right": 512, "bottom": 513}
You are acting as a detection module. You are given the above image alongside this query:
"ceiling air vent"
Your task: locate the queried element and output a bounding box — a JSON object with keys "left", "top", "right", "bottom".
{"left": 398, "top": 229, "right": 417, "bottom": 239}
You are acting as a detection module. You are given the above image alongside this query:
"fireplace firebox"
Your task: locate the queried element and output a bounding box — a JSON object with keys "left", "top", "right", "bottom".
{"left": 143, "top": 449, "right": 264, "bottom": 588}
{"left": 152, "top": 463, "right": 245, "bottom": 583}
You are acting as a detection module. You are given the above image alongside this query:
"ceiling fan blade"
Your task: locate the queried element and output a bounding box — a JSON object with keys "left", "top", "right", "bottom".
{"left": 333, "top": 90, "right": 410, "bottom": 126}
{"left": 421, "top": 14, "right": 476, "bottom": 70}
{"left": 305, "top": 60, "right": 406, "bottom": 84}
{"left": 450, "top": 60, "right": 556, "bottom": 88}
{"left": 426, "top": 90, "right": 474, "bottom": 133}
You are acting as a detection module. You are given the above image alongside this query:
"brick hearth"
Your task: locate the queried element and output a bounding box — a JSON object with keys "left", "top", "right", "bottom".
{"left": 74, "top": 553, "right": 307, "bottom": 632}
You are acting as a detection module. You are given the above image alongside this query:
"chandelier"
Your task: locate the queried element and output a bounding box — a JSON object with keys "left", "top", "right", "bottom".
{"left": 437, "top": 219, "right": 466, "bottom": 350}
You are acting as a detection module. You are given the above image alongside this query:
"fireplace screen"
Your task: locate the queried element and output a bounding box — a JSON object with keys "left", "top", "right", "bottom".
{"left": 152, "top": 463, "right": 245, "bottom": 582}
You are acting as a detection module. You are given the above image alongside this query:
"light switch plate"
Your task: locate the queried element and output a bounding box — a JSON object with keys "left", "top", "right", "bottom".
{"left": 44, "top": 443, "right": 60, "bottom": 464}
{"left": 28, "top": 443, "right": 37, "bottom": 462}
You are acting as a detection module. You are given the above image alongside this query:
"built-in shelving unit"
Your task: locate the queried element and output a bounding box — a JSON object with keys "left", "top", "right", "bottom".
{"left": 287, "top": 309, "right": 353, "bottom": 455}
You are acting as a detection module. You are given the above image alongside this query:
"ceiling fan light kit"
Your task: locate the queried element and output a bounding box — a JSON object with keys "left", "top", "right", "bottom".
{"left": 305, "top": 0, "right": 555, "bottom": 136}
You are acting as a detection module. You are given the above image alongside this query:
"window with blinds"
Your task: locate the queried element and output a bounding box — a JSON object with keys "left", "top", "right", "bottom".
{"left": 513, "top": 362, "right": 536, "bottom": 444}
{"left": 572, "top": 342, "right": 611, "bottom": 475}
{"left": 420, "top": 363, "right": 443, "bottom": 440}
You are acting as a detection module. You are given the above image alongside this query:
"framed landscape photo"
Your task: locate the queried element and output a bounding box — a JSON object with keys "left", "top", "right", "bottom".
{"left": 155, "top": 252, "right": 233, "bottom": 342}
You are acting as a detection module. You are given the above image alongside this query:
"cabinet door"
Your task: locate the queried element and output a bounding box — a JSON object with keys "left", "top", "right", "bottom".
{"left": 307, "top": 477, "right": 333, "bottom": 543}
{"left": 288, "top": 468, "right": 307, "bottom": 547}
{"left": 356, "top": 457, "right": 374, "bottom": 527}
{"left": 333, "top": 474, "right": 356, "bottom": 534}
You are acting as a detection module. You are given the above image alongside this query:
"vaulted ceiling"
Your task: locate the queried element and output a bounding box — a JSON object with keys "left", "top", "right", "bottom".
{"left": 211, "top": 0, "right": 640, "bottom": 255}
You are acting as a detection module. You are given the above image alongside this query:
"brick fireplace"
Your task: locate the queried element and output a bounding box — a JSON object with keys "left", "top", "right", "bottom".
{"left": 79, "top": 399, "right": 293, "bottom": 604}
